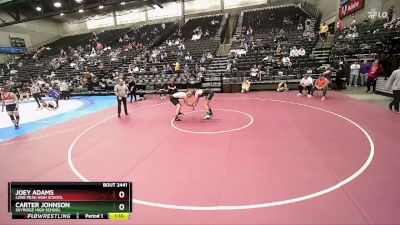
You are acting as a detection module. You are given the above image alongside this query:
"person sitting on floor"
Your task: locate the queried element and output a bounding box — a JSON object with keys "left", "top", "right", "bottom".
{"left": 311, "top": 74, "right": 330, "bottom": 100}
{"left": 277, "top": 82, "right": 289, "bottom": 92}
{"left": 242, "top": 78, "right": 250, "bottom": 93}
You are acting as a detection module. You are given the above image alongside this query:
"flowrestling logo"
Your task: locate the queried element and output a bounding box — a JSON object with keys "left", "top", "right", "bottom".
{"left": 339, "top": 0, "right": 365, "bottom": 18}
{"left": 367, "top": 9, "right": 388, "bottom": 19}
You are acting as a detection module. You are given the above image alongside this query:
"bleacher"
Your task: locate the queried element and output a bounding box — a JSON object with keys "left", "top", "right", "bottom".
{"left": 223, "top": 4, "right": 321, "bottom": 89}
{"left": 130, "top": 15, "right": 227, "bottom": 92}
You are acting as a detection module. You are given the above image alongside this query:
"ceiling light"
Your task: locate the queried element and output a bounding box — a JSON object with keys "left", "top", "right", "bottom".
{"left": 36, "top": 6, "right": 42, "bottom": 11}
{"left": 121, "top": 1, "right": 126, "bottom": 5}
{"left": 75, "top": 0, "right": 83, "bottom": 3}
{"left": 54, "top": 2, "right": 62, "bottom": 7}
{"left": 99, "top": 5, "right": 104, "bottom": 9}
{"left": 60, "top": 13, "right": 65, "bottom": 16}
{"left": 78, "top": 9, "right": 84, "bottom": 13}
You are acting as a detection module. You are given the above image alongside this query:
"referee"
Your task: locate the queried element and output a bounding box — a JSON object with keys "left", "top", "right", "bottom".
{"left": 114, "top": 78, "right": 129, "bottom": 118}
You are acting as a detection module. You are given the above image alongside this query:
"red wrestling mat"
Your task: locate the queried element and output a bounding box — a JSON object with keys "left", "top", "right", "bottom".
{"left": 1, "top": 91, "right": 400, "bottom": 225}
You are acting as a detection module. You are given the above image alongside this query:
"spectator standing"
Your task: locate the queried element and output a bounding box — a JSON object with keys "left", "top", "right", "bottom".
{"left": 337, "top": 18, "right": 343, "bottom": 30}
{"left": 84, "top": 71, "right": 94, "bottom": 93}
{"left": 336, "top": 64, "right": 345, "bottom": 90}
{"left": 114, "top": 78, "right": 129, "bottom": 118}
{"left": 30, "top": 82, "right": 42, "bottom": 109}
{"left": 360, "top": 60, "right": 371, "bottom": 86}
{"left": 59, "top": 80, "right": 70, "bottom": 100}
{"left": 128, "top": 77, "right": 137, "bottom": 103}
{"left": 319, "top": 23, "right": 329, "bottom": 40}
{"left": 366, "top": 59, "right": 384, "bottom": 93}
{"left": 349, "top": 61, "right": 361, "bottom": 87}
{"left": 386, "top": 67, "right": 400, "bottom": 113}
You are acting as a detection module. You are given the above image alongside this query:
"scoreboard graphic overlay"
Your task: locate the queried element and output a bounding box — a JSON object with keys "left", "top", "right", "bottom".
{"left": 8, "top": 182, "right": 132, "bottom": 220}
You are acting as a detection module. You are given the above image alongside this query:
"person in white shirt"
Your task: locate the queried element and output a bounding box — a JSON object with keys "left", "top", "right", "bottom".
{"left": 250, "top": 64, "right": 259, "bottom": 81}
{"left": 298, "top": 47, "right": 306, "bottom": 57}
{"left": 297, "top": 74, "right": 313, "bottom": 97}
{"left": 170, "top": 90, "right": 195, "bottom": 121}
{"left": 114, "top": 78, "right": 129, "bottom": 118}
{"left": 59, "top": 80, "right": 70, "bottom": 100}
{"left": 10, "top": 69, "right": 18, "bottom": 75}
{"left": 282, "top": 56, "right": 291, "bottom": 68}
{"left": 349, "top": 61, "right": 361, "bottom": 87}
{"left": 289, "top": 46, "right": 299, "bottom": 57}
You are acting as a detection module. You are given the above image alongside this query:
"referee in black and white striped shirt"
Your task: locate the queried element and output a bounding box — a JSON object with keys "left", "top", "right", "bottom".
{"left": 114, "top": 78, "right": 129, "bottom": 118}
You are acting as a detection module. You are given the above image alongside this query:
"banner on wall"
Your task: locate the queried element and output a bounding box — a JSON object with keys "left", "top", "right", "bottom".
{"left": 0, "top": 47, "right": 27, "bottom": 54}
{"left": 339, "top": 0, "right": 365, "bottom": 18}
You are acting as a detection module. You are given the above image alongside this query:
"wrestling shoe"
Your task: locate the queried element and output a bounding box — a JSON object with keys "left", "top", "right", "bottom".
{"left": 203, "top": 114, "right": 211, "bottom": 120}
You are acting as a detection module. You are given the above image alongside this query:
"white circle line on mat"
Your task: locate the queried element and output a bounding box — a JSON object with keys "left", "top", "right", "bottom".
{"left": 170, "top": 109, "right": 253, "bottom": 134}
{"left": 67, "top": 98, "right": 375, "bottom": 211}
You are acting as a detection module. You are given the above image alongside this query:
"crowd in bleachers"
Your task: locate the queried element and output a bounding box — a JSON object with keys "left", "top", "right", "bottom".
{"left": 225, "top": 5, "right": 318, "bottom": 84}
{"left": 0, "top": 13, "right": 227, "bottom": 105}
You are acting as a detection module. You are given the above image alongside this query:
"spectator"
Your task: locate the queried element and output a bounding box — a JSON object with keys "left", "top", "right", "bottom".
{"left": 366, "top": 59, "right": 384, "bottom": 93}
{"left": 298, "top": 47, "right": 306, "bottom": 56}
{"left": 337, "top": 18, "right": 343, "bottom": 30}
{"left": 319, "top": 23, "right": 329, "bottom": 40}
{"left": 311, "top": 74, "right": 330, "bottom": 100}
{"left": 250, "top": 64, "right": 259, "bottom": 81}
{"left": 297, "top": 23, "right": 303, "bottom": 30}
{"left": 350, "top": 17, "right": 356, "bottom": 27}
{"left": 277, "top": 82, "right": 288, "bottom": 92}
{"left": 388, "top": 6, "right": 394, "bottom": 22}
{"left": 30, "top": 82, "right": 42, "bottom": 109}
{"left": 282, "top": 55, "right": 291, "bottom": 68}
{"left": 359, "top": 60, "right": 371, "bottom": 86}
{"left": 289, "top": 46, "right": 299, "bottom": 57}
{"left": 175, "top": 60, "right": 181, "bottom": 73}
{"left": 84, "top": 71, "right": 94, "bottom": 93}
{"left": 349, "top": 61, "right": 361, "bottom": 87}
{"left": 336, "top": 64, "right": 345, "bottom": 90}
{"left": 242, "top": 78, "right": 250, "bottom": 93}
{"left": 128, "top": 77, "right": 137, "bottom": 103}
{"left": 385, "top": 66, "right": 400, "bottom": 113}
{"left": 59, "top": 80, "right": 70, "bottom": 100}
{"left": 297, "top": 74, "right": 313, "bottom": 97}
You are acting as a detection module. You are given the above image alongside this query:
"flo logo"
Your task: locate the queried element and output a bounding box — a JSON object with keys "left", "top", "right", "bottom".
{"left": 367, "top": 9, "right": 388, "bottom": 19}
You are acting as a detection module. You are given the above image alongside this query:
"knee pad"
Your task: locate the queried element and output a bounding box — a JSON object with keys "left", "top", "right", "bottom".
{"left": 9, "top": 114, "right": 15, "bottom": 121}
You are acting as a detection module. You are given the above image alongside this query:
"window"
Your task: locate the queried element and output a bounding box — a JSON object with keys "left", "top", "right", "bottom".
{"left": 224, "top": 0, "right": 266, "bottom": 9}
{"left": 87, "top": 15, "right": 114, "bottom": 29}
{"left": 147, "top": 2, "right": 182, "bottom": 20}
{"left": 116, "top": 10, "right": 146, "bottom": 25}
{"left": 184, "top": 0, "right": 221, "bottom": 14}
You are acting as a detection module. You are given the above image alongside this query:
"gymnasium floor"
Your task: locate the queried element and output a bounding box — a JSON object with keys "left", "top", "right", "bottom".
{"left": 1, "top": 91, "right": 400, "bottom": 225}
